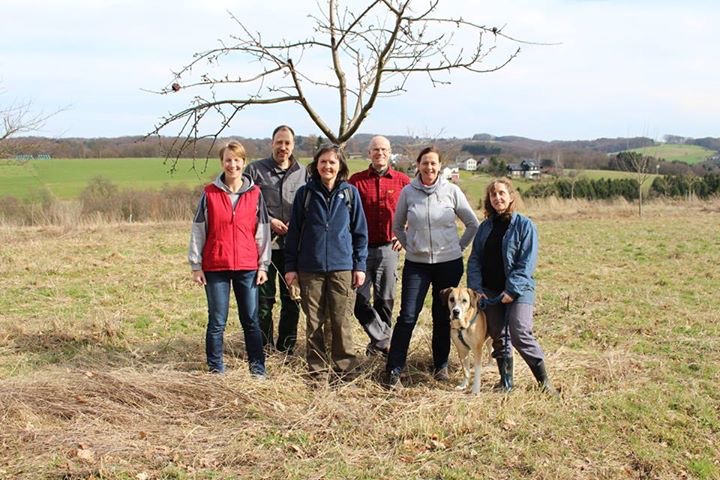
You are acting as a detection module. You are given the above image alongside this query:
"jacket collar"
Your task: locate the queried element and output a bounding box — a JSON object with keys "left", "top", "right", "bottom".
{"left": 213, "top": 173, "right": 254, "bottom": 194}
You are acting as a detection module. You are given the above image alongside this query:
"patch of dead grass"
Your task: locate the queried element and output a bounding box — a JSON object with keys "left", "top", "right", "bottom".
{"left": 1, "top": 202, "right": 719, "bottom": 479}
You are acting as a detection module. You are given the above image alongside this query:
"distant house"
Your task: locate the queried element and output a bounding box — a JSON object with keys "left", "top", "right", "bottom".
{"left": 12, "top": 154, "right": 52, "bottom": 161}
{"left": 442, "top": 166, "right": 460, "bottom": 182}
{"left": 458, "top": 157, "right": 478, "bottom": 171}
{"left": 507, "top": 160, "right": 540, "bottom": 179}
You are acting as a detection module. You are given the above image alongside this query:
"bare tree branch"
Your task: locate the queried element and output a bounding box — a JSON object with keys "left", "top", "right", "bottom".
{"left": 1, "top": 100, "right": 52, "bottom": 143}
{"left": 0, "top": 85, "right": 65, "bottom": 156}
{"left": 150, "top": 0, "right": 546, "bottom": 166}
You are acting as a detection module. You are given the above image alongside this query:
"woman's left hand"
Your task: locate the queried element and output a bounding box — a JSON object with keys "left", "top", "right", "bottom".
{"left": 352, "top": 271, "right": 366, "bottom": 289}
{"left": 256, "top": 270, "right": 268, "bottom": 285}
{"left": 500, "top": 292, "right": 514, "bottom": 304}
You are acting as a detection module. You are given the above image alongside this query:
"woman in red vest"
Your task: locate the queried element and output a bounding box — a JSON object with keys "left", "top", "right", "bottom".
{"left": 188, "top": 141, "right": 272, "bottom": 377}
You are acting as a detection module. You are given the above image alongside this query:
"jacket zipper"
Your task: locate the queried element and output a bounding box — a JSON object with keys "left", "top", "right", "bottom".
{"left": 426, "top": 193, "right": 434, "bottom": 263}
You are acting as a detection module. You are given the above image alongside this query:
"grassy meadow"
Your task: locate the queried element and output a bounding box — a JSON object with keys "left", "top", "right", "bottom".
{"left": 628, "top": 144, "right": 715, "bottom": 165}
{"left": 0, "top": 157, "right": 379, "bottom": 201}
{"left": 0, "top": 158, "right": 219, "bottom": 201}
{"left": 1, "top": 197, "right": 719, "bottom": 479}
{"left": 0, "top": 157, "right": 641, "bottom": 205}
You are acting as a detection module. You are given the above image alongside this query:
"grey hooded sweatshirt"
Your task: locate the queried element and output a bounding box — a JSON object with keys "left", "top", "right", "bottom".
{"left": 392, "top": 175, "right": 479, "bottom": 264}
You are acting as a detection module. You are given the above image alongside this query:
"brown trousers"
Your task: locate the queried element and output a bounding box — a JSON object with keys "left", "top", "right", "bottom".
{"left": 298, "top": 271, "right": 359, "bottom": 377}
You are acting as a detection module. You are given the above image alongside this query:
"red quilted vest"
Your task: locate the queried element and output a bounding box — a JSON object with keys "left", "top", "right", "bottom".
{"left": 202, "top": 184, "right": 260, "bottom": 271}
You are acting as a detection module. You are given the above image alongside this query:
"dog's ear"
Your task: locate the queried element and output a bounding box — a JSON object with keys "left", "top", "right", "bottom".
{"left": 468, "top": 288, "right": 481, "bottom": 307}
{"left": 439, "top": 287, "right": 453, "bottom": 304}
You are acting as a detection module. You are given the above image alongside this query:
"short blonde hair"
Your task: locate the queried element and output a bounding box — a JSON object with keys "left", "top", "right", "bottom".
{"left": 218, "top": 141, "right": 246, "bottom": 161}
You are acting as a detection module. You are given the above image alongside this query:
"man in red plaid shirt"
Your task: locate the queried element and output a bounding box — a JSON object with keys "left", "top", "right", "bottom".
{"left": 348, "top": 136, "right": 410, "bottom": 356}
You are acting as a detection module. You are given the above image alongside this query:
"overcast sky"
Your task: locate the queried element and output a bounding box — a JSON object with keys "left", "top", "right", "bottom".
{"left": 2, "top": 0, "right": 718, "bottom": 141}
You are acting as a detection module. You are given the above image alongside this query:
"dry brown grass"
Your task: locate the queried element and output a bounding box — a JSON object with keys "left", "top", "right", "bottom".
{"left": 1, "top": 199, "right": 719, "bottom": 479}
{"left": 524, "top": 195, "right": 720, "bottom": 221}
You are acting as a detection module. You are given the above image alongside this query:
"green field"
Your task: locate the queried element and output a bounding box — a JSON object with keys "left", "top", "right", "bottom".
{"left": 0, "top": 157, "right": 658, "bottom": 206}
{"left": 629, "top": 144, "right": 715, "bottom": 165}
{"left": 0, "top": 157, "right": 380, "bottom": 201}
{"left": 0, "top": 158, "right": 222, "bottom": 200}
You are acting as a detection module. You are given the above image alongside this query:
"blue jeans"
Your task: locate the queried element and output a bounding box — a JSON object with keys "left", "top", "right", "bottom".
{"left": 204, "top": 270, "right": 265, "bottom": 375}
{"left": 386, "top": 258, "right": 464, "bottom": 374}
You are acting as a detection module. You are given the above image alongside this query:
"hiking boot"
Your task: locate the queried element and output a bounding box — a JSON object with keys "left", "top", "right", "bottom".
{"left": 433, "top": 366, "right": 450, "bottom": 382}
{"left": 384, "top": 369, "right": 402, "bottom": 390}
{"left": 366, "top": 342, "right": 389, "bottom": 358}
{"left": 494, "top": 357, "right": 514, "bottom": 393}
{"left": 529, "top": 360, "right": 559, "bottom": 397}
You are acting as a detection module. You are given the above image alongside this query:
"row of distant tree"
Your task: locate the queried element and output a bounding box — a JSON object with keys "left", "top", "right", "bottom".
{"left": 4, "top": 134, "right": 720, "bottom": 177}
{"left": 521, "top": 174, "right": 720, "bottom": 201}
{"left": 663, "top": 135, "right": 720, "bottom": 151}
{"left": 522, "top": 178, "right": 640, "bottom": 201}
{"left": 650, "top": 174, "right": 720, "bottom": 198}
{"left": 2, "top": 135, "right": 336, "bottom": 160}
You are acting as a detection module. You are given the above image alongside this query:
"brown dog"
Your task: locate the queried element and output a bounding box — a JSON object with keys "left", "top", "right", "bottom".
{"left": 440, "top": 287, "right": 490, "bottom": 395}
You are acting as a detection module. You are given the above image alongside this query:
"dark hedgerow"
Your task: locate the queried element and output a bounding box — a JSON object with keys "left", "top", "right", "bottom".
{"left": 524, "top": 177, "right": 640, "bottom": 200}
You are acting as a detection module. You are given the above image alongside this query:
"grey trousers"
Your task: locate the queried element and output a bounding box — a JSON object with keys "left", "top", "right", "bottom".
{"left": 353, "top": 245, "right": 399, "bottom": 350}
{"left": 485, "top": 300, "right": 546, "bottom": 368}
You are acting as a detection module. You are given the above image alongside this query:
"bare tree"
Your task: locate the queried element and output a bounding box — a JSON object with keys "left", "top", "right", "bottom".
{"left": 566, "top": 169, "right": 583, "bottom": 200}
{"left": 1, "top": 84, "right": 62, "bottom": 157}
{"left": 150, "top": 0, "right": 538, "bottom": 167}
{"left": 615, "top": 151, "right": 656, "bottom": 217}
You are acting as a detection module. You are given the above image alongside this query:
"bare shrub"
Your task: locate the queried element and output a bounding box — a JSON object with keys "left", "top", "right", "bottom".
{"left": 79, "top": 177, "right": 199, "bottom": 223}
{"left": 80, "top": 176, "right": 121, "bottom": 221}
{"left": 0, "top": 188, "right": 74, "bottom": 226}
{"left": 0, "top": 195, "right": 22, "bottom": 224}
{"left": 158, "top": 184, "right": 202, "bottom": 221}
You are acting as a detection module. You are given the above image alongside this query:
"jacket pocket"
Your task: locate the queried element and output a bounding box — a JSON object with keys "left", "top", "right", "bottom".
{"left": 436, "top": 227, "right": 459, "bottom": 252}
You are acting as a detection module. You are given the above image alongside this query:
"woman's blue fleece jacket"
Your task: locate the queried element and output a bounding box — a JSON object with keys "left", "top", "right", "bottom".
{"left": 466, "top": 212, "right": 538, "bottom": 304}
{"left": 284, "top": 178, "right": 368, "bottom": 273}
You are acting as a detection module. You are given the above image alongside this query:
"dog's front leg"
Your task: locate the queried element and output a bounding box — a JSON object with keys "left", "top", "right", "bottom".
{"left": 471, "top": 354, "right": 483, "bottom": 395}
{"left": 456, "top": 351, "right": 471, "bottom": 390}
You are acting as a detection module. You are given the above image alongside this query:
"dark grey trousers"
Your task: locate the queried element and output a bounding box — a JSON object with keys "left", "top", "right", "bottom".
{"left": 353, "top": 245, "right": 399, "bottom": 350}
{"left": 485, "top": 300, "right": 546, "bottom": 368}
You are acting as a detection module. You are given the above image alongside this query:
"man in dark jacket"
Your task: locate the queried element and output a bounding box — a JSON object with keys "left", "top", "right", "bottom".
{"left": 245, "top": 125, "right": 307, "bottom": 354}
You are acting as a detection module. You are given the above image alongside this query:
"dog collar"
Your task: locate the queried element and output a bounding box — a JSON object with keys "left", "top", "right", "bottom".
{"left": 456, "top": 310, "right": 480, "bottom": 350}
{"left": 457, "top": 329, "right": 472, "bottom": 350}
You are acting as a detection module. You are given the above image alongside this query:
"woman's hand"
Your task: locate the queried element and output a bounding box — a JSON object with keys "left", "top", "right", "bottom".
{"left": 352, "top": 271, "right": 366, "bottom": 289}
{"left": 500, "top": 292, "right": 514, "bottom": 304}
{"left": 191, "top": 270, "right": 206, "bottom": 286}
{"left": 391, "top": 237, "right": 403, "bottom": 252}
{"left": 284, "top": 271, "right": 298, "bottom": 288}
{"left": 270, "top": 218, "right": 288, "bottom": 235}
{"left": 256, "top": 270, "right": 268, "bottom": 285}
